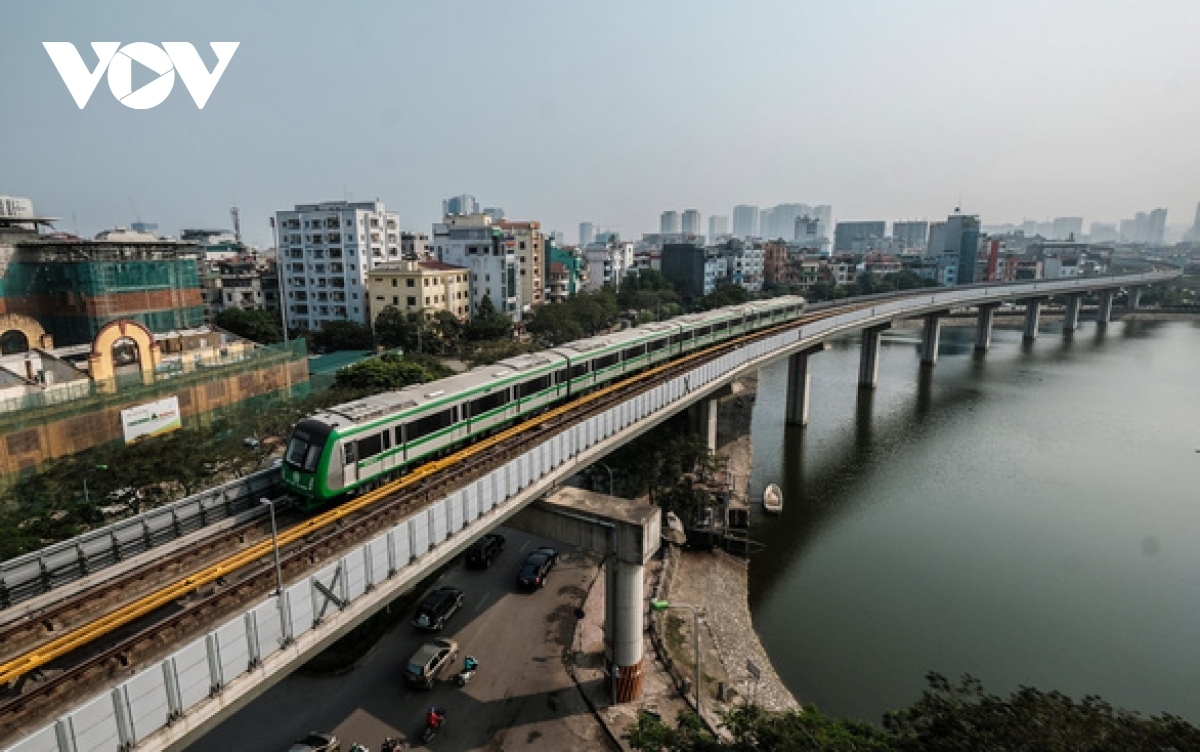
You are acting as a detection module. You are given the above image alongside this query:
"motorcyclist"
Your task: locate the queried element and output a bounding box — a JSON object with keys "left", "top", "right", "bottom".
{"left": 426, "top": 706, "right": 446, "bottom": 730}
{"left": 463, "top": 655, "right": 478, "bottom": 672}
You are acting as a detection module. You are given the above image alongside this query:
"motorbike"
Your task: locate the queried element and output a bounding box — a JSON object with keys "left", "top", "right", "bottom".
{"left": 421, "top": 708, "right": 446, "bottom": 744}
{"left": 453, "top": 656, "right": 478, "bottom": 687}
{"left": 380, "top": 738, "right": 403, "bottom": 752}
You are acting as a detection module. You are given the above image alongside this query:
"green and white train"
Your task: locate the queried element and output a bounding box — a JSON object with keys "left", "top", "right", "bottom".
{"left": 281, "top": 295, "right": 806, "bottom": 508}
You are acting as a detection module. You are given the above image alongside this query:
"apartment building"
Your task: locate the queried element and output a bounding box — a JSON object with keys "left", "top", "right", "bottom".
{"left": 494, "top": 220, "right": 545, "bottom": 313}
{"left": 432, "top": 213, "right": 520, "bottom": 321}
{"left": 368, "top": 259, "right": 470, "bottom": 325}
{"left": 274, "top": 200, "right": 399, "bottom": 331}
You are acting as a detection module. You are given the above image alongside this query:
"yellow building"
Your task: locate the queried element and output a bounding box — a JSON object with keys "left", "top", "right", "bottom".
{"left": 368, "top": 259, "right": 471, "bottom": 324}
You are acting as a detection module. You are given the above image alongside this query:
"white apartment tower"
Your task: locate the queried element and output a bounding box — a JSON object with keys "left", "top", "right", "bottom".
{"left": 433, "top": 213, "right": 521, "bottom": 322}
{"left": 681, "top": 209, "right": 702, "bottom": 236}
{"left": 660, "top": 211, "right": 681, "bottom": 234}
{"left": 275, "top": 200, "right": 399, "bottom": 332}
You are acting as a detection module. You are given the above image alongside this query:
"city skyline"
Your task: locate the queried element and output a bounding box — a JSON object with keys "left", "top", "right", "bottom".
{"left": 3, "top": 1, "right": 1200, "bottom": 246}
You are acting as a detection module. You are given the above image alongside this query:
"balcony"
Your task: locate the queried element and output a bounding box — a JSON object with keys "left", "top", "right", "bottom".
{"left": 334, "top": 306, "right": 348, "bottom": 317}
{"left": 328, "top": 233, "right": 342, "bottom": 243}
{"left": 324, "top": 218, "right": 340, "bottom": 229}
{"left": 330, "top": 279, "right": 345, "bottom": 288}
{"left": 329, "top": 249, "right": 343, "bottom": 259}
{"left": 330, "top": 263, "right": 344, "bottom": 274}
{"left": 331, "top": 292, "right": 346, "bottom": 302}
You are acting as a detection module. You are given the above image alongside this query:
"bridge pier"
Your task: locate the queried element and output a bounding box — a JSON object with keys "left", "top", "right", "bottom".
{"left": 975, "top": 304, "right": 997, "bottom": 352}
{"left": 1063, "top": 294, "right": 1083, "bottom": 332}
{"left": 858, "top": 323, "right": 891, "bottom": 389}
{"left": 920, "top": 314, "right": 944, "bottom": 366}
{"left": 508, "top": 488, "right": 660, "bottom": 703}
{"left": 1127, "top": 286, "right": 1141, "bottom": 311}
{"left": 1023, "top": 299, "right": 1044, "bottom": 341}
{"left": 1096, "top": 290, "right": 1114, "bottom": 325}
{"left": 785, "top": 344, "right": 829, "bottom": 426}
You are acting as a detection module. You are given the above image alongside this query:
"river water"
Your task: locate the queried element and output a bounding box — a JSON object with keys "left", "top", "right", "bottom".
{"left": 746, "top": 319, "right": 1200, "bottom": 724}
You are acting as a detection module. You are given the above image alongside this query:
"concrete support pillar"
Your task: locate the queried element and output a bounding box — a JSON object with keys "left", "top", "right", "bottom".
{"left": 1127, "top": 287, "right": 1141, "bottom": 310}
{"left": 605, "top": 559, "right": 645, "bottom": 703}
{"left": 975, "top": 304, "right": 997, "bottom": 352}
{"left": 1023, "top": 299, "right": 1043, "bottom": 341}
{"left": 1097, "top": 290, "right": 1114, "bottom": 325}
{"left": 1063, "top": 294, "right": 1082, "bottom": 332}
{"left": 858, "top": 324, "right": 891, "bottom": 389}
{"left": 785, "top": 344, "right": 829, "bottom": 426}
{"left": 704, "top": 397, "right": 718, "bottom": 453}
{"left": 920, "top": 314, "right": 944, "bottom": 366}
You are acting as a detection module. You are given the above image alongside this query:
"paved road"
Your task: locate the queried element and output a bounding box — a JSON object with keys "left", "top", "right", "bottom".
{"left": 186, "top": 529, "right": 614, "bottom": 752}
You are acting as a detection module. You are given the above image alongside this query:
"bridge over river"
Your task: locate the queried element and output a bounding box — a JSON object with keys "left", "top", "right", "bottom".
{"left": 0, "top": 268, "right": 1179, "bottom": 752}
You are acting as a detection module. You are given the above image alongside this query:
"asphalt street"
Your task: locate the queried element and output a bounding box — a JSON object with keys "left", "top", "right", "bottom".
{"left": 185, "top": 528, "right": 614, "bottom": 752}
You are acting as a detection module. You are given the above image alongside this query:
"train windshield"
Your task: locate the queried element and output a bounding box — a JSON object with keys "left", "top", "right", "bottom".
{"left": 285, "top": 421, "right": 329, "bottom": 473}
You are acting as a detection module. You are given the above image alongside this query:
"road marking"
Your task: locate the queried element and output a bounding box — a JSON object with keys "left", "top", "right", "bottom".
{"left": 518, "top": 539, "right": 531, "bottom": 554}
{"left": 474, "top": 592, "right": 491, "bottom": 612}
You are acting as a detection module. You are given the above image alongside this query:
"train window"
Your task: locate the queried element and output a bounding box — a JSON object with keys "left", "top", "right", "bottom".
{"left": 648, "top": 338, "right": 668, "bottom": 352}
{"left": 694, "top": 326, "right": 711, "bottom": 337}
{"left": 382, "top": 429, "right": 391, "bottom": 451}
{"left": 594, "top": 353, "right": 619, "bottom": 370}
{"left": 570, "top": 362, "right": 590, "bottom": 379}
{"left": 394, "top": 425, "right": 404, "bottom": 445}
{"left": 344, "top": 441, "right": 358, "bottom": 464}
{"left": 622, "top": 344, "right": 645, "bottom": 361}
{"left": 470, "top": 389, "right": 510, "bottom": 418}
{"left": 555, "top": 367, "right": 569, "bottom": 384}
{"left": 409, "top": 407, "right": 459, "bottom": 442}
{"left": 713, "top": 321, "right": 728, "bottom": 332}
{"left": 357, "top": 433, "right": 383, "bottom": 460}
{"left": 517, "top": 375, "right": 552, "bottom": 398}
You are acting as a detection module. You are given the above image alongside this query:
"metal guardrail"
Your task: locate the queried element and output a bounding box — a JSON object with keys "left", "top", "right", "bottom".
{"left": 0, "top": 470, "right": 282, "bottom": 611}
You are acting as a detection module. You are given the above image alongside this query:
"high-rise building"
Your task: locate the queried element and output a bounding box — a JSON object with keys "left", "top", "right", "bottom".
{"left": 275, "top": 200, "right": 399, "bottom": 331}
{"left": 1147, "top": 208, "right": 1167, "bottom": 246}
{"left": 578, "top": 222, "right": 595, "bottom": 247}
{"left": 708, "top": 215, "right": 729, "bottom": 242}
{"left": 1051, "top": 217, "right": 1084, "bottom": 240}
{"left": 432, "top": 213, "right": 520, "bottom": 321}
{"left": 833, "top": 221, "right": 887, "bottom": 252}
{"left": 495, "top": 220, "right": 545, "bottom": 312}
{"left": 661, "top": 243, "right": 708, "bottom": 299}
{"left": 1088, "top": 222, "right": 1117, "bottom": 242}
{"left": 732, "top": 205, "right": 758, "bottom": 238}
{"left": 660, "top": 211, "right": 680, "bottom": 235}
{"left": 482, "top": 206, "right": 505, "bottom": 221}
{"left": 892, "top": 221, "right": 929, "bottom": 251}
{"left": 1190, "top": 203, "right": 1200, "bottom": 242}
{"left": 583, "top": 239, "right": 634, "bottom": 291}
{"left": 442, "top": 194, "right": 478, "bottom": 217}
{"left": 681, "top": 209, "right": 702, "bottom": 236}
{"left": 794, "top": 216, "right": 827, "bottom": 252}
{"left": 927, "top": 212, "right": 981, "bottom": 285}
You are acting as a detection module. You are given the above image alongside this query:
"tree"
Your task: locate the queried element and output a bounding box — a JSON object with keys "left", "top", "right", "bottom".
{"left": 332, "top": 352, "right": 451, "bottom": 391}
{"left": 694, "top": 283, "right": 750, "bottom": 311}
{"left": 214, "top": 308, "right": 283, "bottom": 344}
{"left": 313, "top": 320, "right": 374, "bottom": 351}
{"left": 373, "top": 305, "right": 415, "bottom": 350}
{"left": 526, "top": 303, "right": 585, "bottom": 346}
{"left": 466, "top": 294, "right": 514, "bottom": 341}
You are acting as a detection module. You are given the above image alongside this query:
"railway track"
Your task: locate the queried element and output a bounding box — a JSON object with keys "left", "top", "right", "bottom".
{"left": 0, "top": 307, "right": 845, "bottom": 741}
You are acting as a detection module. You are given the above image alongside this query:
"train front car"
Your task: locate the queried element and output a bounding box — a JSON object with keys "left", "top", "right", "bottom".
{"left": 281, "top": 417, "right": 338, "bottom": 507}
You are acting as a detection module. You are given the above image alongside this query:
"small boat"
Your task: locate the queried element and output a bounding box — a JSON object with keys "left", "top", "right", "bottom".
{"left": 762, "top": 483, "right": 783, "bottom": 514}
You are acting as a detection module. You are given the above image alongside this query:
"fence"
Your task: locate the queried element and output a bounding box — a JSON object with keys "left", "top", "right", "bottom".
{"left": 0, "top": 469, "right": 282, "bottom": 611}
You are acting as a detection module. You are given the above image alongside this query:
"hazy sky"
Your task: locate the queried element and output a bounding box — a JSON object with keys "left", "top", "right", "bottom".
{"left": 3, "top": 0, "right": 1199, "bottom": 246}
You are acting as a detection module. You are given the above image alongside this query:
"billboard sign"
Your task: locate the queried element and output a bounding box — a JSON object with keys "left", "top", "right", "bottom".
{"left": 120, "top": 396, "right": 182, "bottom": 444}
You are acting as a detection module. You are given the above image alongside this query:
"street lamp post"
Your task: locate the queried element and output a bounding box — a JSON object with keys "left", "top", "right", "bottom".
{"left": 651, "top": 599, "right": 702, "bottom": 719}
{"left": 597, "top": 461, "right": 615, "bottom": 498}
{"left": 260, "top": 497, "right": 284, "bottom": 596}
{"left": 83, "top": 464, "right": 109, "bottom": 506}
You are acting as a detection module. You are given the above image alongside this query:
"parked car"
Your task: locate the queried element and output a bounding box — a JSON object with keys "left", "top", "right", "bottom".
{"left": 465, "top": 533, "right": 506, "bottom": 568}
{"left": 412, "top": 585, "right": 465, "bottom": 631}
{"left": 516, "top": 547, "right": 559, "bottom": 590}
{"left": 288, "top": 732, "right": 339, "bottom": 752}
{"left": 404, "top": 638, "right": 458, "bottom": 689}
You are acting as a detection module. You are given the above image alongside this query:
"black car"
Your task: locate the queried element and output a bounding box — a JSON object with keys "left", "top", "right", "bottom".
{"left": 288, "top": 732, "right": 339, "bottom": 752}
{"left": 516, "top": 547, "right": 558, "bottom": 590}
{"left": 412, "top": 586, "right": 465, "bottom": 630}
{"left": 465, "top": 533, "right": 506, "bottom": 568}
